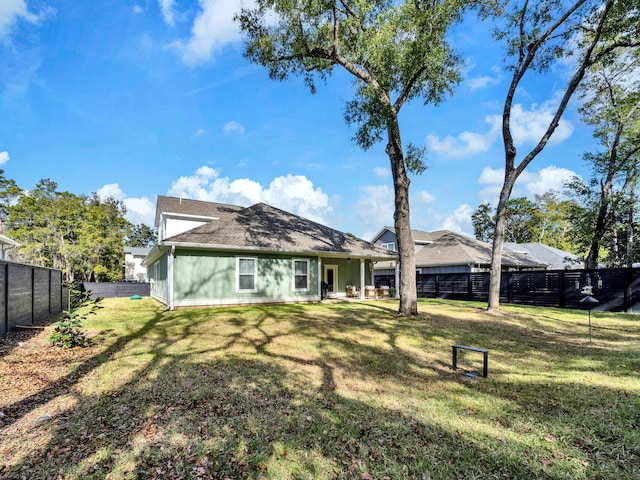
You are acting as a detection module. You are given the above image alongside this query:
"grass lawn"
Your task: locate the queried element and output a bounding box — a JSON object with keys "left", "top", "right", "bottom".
{"left": 1, "top": 297, "right": 639, "bottom": 479}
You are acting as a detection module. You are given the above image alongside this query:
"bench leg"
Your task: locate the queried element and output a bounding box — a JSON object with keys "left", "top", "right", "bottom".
{"left": 483, "top": 351, "right": 488, "bottom": 378}
{"left": 452, "top": 346, "right": 458, "bottom": 371}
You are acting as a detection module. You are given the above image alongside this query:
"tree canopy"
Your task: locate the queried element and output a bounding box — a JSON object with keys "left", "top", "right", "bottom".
{"left": 237, "top": 0, "right": 475, "bottom": 315}
{"left": 6, "top": 178, "right": 152, "bottom": 282}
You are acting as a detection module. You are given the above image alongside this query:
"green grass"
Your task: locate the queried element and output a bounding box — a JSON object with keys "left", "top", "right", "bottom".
{"left": 1, "top": 298, "right": 639, "bottom": 479}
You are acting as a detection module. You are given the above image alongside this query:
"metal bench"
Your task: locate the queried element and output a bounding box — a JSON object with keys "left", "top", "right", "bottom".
{"left": 452, "top": 344, "right": 489, "bottom": 378}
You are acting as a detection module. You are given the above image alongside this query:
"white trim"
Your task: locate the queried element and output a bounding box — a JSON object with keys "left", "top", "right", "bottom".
{"left": 236, "top": 257, "right": 258, "bottom": 293}
{"left": 154, "top": 241, "right": 397, "bottom": 262}
{"left": 292, "top": 258, "right": 310, "bottom": 291}
{"left": 173, "top": 295, "right": 321, "bottom": 307}
{"left": 323, "top": 264, "right": 338, "bottom": 296}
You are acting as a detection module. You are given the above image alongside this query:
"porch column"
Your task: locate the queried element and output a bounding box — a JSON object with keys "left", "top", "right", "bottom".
{"left": 318, "top": 257, "right": 323, "bottom": 300}
{"left": 394, "top": 262, "right": 400, "bottom": 298}
{"left": 359, "top": 258, "right": 365, "bottom": 299}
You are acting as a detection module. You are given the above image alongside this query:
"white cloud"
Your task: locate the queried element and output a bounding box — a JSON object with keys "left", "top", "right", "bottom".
{"left": 355, "top": 184, "right": 395, "bottom": 240}
{"left": 169, "top": 0, "right": 246, "bottom": 66}
{"left": 468, "top": 67, "right": 502, "bottom": 90}
{"left": 0, "top": 0, "right": 54, "bottom": 38}
{"left": 508, "top": 101, "right": 574, "bottom": 146}
{"left": 191, "top": 128, "right": 205, "bottom": 139}
{"left": 168, "top": 166, "right": 332, "bottom": 224}
{"left": 427, "top": 115, "right": 501, "bottom": 158}
{"left": 96, "top": 183, "right": 155, "bottom": 226}
{"left": 0, "top": 151, "right": 9, "bottom": 165}
{"left": 373, "top": 166, "right": 389, "bottom": 178}
{"left": 439, "top": 204, "right": 473, "bottom": 235}
{"left": 223, "top": 121, "right": 245, "bottom": 134}
{"left": 427, "top": 94, "right": 574, "bottom": 159}
{"left": 477, "top": 165, "right": 579, "bottom": 204}
{"left": 158, "top": 0, "right": 175, "bottom": 26}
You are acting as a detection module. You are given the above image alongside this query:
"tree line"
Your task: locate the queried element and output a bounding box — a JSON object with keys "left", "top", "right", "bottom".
{"left": 0, "top": 175, "right": 156, "bottom": 282}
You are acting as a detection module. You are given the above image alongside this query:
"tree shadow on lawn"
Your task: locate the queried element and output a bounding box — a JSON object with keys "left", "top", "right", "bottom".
{"left": 2, "top": 300, "right": 638, "bottom": 479}
{"left": 3, "top": 353, "right": 584, "bottom": 480}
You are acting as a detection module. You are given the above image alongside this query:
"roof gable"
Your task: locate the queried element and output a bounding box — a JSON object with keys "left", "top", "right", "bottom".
{"left": 155, "top": 195, "right": 244, "bottom": 226}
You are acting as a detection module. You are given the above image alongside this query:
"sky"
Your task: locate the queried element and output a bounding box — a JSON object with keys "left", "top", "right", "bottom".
{"left": 0, "top": 0, "right": 598, "bottom": 241}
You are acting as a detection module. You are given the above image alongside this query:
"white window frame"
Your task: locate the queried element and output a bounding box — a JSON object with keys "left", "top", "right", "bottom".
{"left": 236, "top": 257, "right": 258, "bottom": 293}
{"left": 292, "top": 258, "right": 310, "bottom": 291}
{"left": 382, "top": 242, "right": 396, "bottom": 251}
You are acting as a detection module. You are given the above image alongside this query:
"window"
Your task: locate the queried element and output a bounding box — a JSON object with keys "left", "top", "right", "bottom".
{"left": 382, "top": 242, "right": 396, "bottom": 251}
{"left": 237, "top": 257, "right": 257, "bottom": 292}
{"left": 293, "top": 259, "right": 309, "bottom": 291}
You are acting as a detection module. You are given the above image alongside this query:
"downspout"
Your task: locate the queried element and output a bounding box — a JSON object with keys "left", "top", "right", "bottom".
{"left": 394, "top": 262, "right": 400, "bottom": 298}
{"left": 359, "top": 259, "right": 365, "bottom": 300}
{"left": 168, "top": 245, "right": 175, "bottom": 311}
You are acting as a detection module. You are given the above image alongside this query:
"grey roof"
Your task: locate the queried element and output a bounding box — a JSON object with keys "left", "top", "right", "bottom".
{"left": 155, "top": 195, "right": 244, "bottom": 226}
{"left": 124, "top": 246, "right": 152, "bottom": 256}
{"left": 415, "top": 231, "right": 547, "bottom": 268}
{"left": 372, "top": 226, "right": 434, "bottom": 244}
{"left": 504, "top": 242, "right": 584, "bottom": 269}
{"left": 160, "top": 201, "right": 397, "bottom": 259}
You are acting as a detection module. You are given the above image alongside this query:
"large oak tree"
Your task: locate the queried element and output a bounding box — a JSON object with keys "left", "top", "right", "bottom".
{"left": 236, "top": 0, "right": 474, "bottom": 315}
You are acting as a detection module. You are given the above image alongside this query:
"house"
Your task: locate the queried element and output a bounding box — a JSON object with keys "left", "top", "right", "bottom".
{"left": 124, "top": 246, "right": 152, "bottom": 281}
{"left": 503, "top": 242, "right": 584, "bottom": 269}
{"left": 0, "top": 233, "right": 19, "bottom": 260}
{"left": 142, "top": 196, "right": 398, "bottom": 309}
{"left": 371, "top": 227, "right": 547, "bottom": 284}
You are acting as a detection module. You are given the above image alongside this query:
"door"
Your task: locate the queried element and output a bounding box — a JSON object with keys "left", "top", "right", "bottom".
{"left": 324, "top": 265, "right": 338, "bottom": 296}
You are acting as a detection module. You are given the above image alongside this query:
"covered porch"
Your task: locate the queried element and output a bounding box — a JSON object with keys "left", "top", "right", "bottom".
{"left": 318, "top": 255, "right": 399, "bottom": 300}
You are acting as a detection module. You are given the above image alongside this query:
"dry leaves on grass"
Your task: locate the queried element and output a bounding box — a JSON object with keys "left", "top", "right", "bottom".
{"left": 0, "top": 326, "right": 99, "bottom": 432}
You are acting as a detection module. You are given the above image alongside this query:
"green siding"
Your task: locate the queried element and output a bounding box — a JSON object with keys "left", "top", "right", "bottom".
{"left": 173, "top": 249, "right": 320, "bottom": 305}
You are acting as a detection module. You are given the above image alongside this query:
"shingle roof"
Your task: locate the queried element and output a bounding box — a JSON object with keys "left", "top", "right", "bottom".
{"left": 504, "top": 242, "right": 584, "bottom": 269}
{"left": 162, "top": 201, "right": 397, "bottom": 259}
{"left": 415, "top": 231, "right": 546, "bottom": 268}
{"left": 155, "top": 195, "right": 244, "bottom": 226}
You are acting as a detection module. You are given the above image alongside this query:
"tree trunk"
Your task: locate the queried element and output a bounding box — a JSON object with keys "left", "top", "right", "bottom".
{"left": 488, "top": 182, "right": 513, "bottom": 311}
{"left": 386, "top": 120, "right": 417, "bottom": 316}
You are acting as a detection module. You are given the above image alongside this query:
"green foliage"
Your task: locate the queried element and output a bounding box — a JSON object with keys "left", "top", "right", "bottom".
{"left": 7, "top": 180, "right": 131, "bottom": 281}
{"left": 472, "top": 193, "right": 578, "bottom": 248}
{"left": 48, "top": 282, "right": 103, "bottom": 348}
{"left": 126, "top": 223, "right": 157, "bottom": 248}
{"left": 236, "top": 0, "right": 471, "bottom": 168}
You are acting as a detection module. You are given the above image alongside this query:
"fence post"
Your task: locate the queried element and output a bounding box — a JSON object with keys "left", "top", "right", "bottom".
{"left": 435, "top": 274, "right": 440, "bottom": 298}
{"left": 467, "top": 273, "right": 473, "bottom": 300}
{"left": 3, "top": 263, "right": 7, "bottom": 335}
{"left": 31, "top": 267, "right": 35, "bottom": 325}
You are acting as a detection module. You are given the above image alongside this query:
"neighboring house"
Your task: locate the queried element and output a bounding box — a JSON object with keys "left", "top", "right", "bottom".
{"left": 503, "top": 242, "right": 584, "bottom": 270}
{"left": 371, "top": 227, "right": 547, "bottom": 282}
{"left": 0, "top": 233, "right": 19, "bottom": 260}
{"left": 143, "top": 196, "right": 398, "bottom": 309}
{"left": 124, "top": 246, "right": 152, "bottom": 281}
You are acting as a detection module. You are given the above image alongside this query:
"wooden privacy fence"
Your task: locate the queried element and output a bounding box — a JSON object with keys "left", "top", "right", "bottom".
{"left": 82, "top": 282, "right": 150, "bottom": 299}
{"left": 377, "top": 268, "right": 640, "bottom": 313}
{"left": 0, "top": 261, "right": 65, "bottom": 335}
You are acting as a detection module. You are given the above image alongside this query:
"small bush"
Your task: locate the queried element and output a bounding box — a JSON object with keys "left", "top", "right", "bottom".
{"left": 48, "top": 282, "right": 103, "bottom": 348}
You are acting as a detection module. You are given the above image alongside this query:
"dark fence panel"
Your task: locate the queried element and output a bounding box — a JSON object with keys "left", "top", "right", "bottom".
{"left": 8, "top": 264, "right": 33, "bottom": 330}
{"left": 1, "top": 261, "right": 64, "bottom": 335}
{"left": 83, "top": 282, "right": 150, "bottom": 299}
{"left": 377, "top": 267, "right": 640, "bottom": 313}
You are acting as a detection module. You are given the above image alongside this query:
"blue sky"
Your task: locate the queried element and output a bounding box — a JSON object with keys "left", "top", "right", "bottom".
{"left": 0, "top": 0, "right": 597, "bottom": 241}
